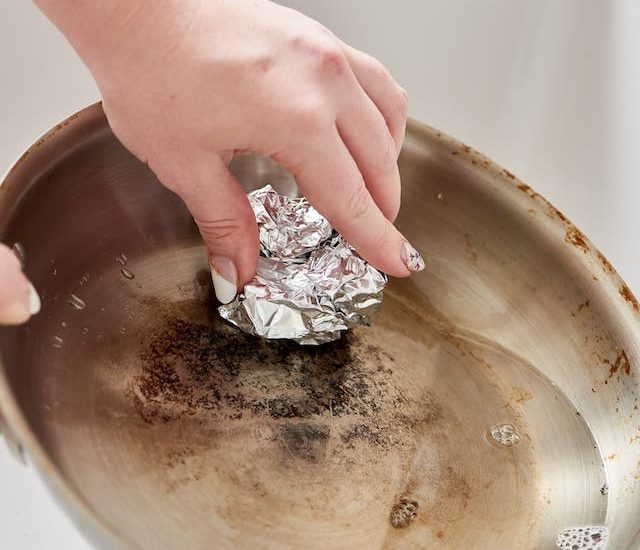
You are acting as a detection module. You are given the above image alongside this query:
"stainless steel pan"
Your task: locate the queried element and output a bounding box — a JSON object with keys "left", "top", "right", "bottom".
{"left": 1, "top": 103, "right": 639, "bottom": 549}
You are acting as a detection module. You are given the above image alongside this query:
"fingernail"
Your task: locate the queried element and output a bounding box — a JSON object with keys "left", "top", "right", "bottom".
{"left": 0, "top": 281, "right": 40, "bottom": 325}
{"left": 210, "top": 256, "right": 238, "bottom": 304}
{"left": 401, "top": 240, "right": 425, "bottom": 273}
{"left": 28, "top": 282, "right": 41, "bottom": 314}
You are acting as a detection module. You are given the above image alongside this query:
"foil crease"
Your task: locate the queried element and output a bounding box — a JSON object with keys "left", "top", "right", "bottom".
{"left": 219, "top": 185, "right": 387, "bottom": 345}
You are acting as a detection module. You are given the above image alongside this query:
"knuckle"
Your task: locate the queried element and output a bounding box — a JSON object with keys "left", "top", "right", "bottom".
{"left": 294, "top": 35, "right": 347, "bottom": 76}
{"left": 316, "top": 45, "right": 347, "bottom": 75}
{"left": 345, "top": 181, "right": 372, "bottom": 221}
{"left": 197, "top": 214, "right": 253, "bottom": 243}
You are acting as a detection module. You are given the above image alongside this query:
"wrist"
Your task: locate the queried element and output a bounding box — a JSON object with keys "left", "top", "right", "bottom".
{"left": 33, "top": 0, "right": 198, "bottom": 86}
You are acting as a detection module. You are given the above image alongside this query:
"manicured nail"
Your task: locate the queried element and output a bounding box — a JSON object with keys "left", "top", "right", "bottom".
{"left": 401, "top": 240, "right": 425, "bottom": 273}
{"left": 0, "top": 281, "right": 39, "bottom": 325}
{"left": 210, "top": 256, "right": 238, "bottom": 304}
{"left": 28, "top": 282, "right": 41, "bottom": 315}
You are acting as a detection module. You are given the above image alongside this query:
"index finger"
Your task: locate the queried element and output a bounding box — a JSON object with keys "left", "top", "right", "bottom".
{"left": 276, "top": 128, "right": 424, "bottom": 278}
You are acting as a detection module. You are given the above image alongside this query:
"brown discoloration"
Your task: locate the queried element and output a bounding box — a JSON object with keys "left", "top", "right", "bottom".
{"left": 515, "top": 182, "right": 542, "bottom": 201}
{"left": 572, "top": 300, "right": 590, "bottom": 317}
{"left": 503, "top": 169, "right": 516, "bottom": 180}
{"left": 597, "top": 251, "right": 614, "bottom": 274}
{"left": 509, "top": 387, "right": 534, "bottom": 405}
{"left": 390, "top": 497, "right": 419, "bottom": 528}
{"left": 549, "top": 205, "right": 568, "bottom": 223}
{"left": 565, "top": 228, "right": 590, "bottom": 254}
{"left": 517, "top": 182, "right": 532, "bottom": 193}
{"left": 607, "top": 350, "right": 632, "bottom": 380}
{"left": 130, "top": 306, "right": 420, "bottom": 460}
{"left": 619, "top": 284, "right": 640, "bottom": 313}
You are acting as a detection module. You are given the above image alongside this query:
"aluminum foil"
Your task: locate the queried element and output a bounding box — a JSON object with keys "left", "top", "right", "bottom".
{"left": 219, "top": 185, "right": 387, "bottom": 345}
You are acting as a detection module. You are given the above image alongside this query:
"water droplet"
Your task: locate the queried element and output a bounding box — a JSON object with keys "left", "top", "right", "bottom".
{"left": 116, "top": 253, "right": 128, "bottom": 266}
{"left": 12, "top": 242, "right": 25, "bottom": 268}
{"left": 52, "top": 336, "right": 64, "bottom": 348}
{"left": 67, "top": 294, "right": 86, "bottom": 310}
{"left": 81, "top": 327, "right": 89, "bottom": 335}
{"left": 52, "top": 268, "right": 57, "bottom": 276}
{"left": 437, "top": 192, "right": 444, "bottom": 200}
{"left": 556, "top": 526, "right": 609, "bottom": 549}
{"left": 79, "top": 273, "right": 90, "bottom": 285}
{"left": 119, "top": 327, "right": 127, "bottom": 334}
{"left": 489, "top": 423, "right": 521, "bottom": 447}
{"left": 60, "top": 321, "right": 67, "bottom": 328}
{"left": 121, "top": 267, "right": 135, "bottom": 280}
{"left": 600, "top": 483, "right": 608, "bottom": 495}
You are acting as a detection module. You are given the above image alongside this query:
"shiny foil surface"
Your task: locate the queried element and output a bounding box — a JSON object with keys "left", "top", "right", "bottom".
{"left": 219, "top": 185, "right": 387, "bottom": 344}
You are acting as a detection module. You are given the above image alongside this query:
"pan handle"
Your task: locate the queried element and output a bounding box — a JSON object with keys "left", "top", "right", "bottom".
{"left": 0, "top": 407, "right": 26, "bottom": 464}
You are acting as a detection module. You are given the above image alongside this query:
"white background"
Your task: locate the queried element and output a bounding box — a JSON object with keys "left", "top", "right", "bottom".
{"left": 1, "top": 1, "right": 639, "bottom": 548}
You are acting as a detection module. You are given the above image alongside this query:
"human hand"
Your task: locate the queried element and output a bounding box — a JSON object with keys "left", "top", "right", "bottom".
{"left": 35, "top": 0, "right": 424, "bottom": 303}
{"left": 0, "top": 245, "right": 41, "bottom": 324}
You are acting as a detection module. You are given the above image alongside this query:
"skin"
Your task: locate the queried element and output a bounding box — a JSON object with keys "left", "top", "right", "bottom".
{"left": 1, "top": 0, "right": 423, "bottom": 324}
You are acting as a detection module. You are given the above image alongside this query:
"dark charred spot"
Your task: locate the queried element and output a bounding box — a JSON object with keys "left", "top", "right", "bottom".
{"left": 276, "top": 423, "right": 330, "bottom": 462}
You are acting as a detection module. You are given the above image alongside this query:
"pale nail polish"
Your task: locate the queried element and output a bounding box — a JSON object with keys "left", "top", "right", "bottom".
{"left": 401, "top": 240, "right": 425, "bottom": 273}
{"left": 28, "top": 282, "right": 41, "bottom": 315}
{"left": 0, "top": 281, "right": 39, "bottom": 325}
{"left": 210, "top": 256, "right": 238, "bottom": 304}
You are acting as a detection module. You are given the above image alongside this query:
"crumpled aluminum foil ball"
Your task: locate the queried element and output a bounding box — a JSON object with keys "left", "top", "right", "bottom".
{"left": 218, "top": 185, "right": 387, "bottom": 345}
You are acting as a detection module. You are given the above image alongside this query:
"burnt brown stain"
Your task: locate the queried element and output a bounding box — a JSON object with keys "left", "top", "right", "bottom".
{"left": 572, "top": 300, "right": 590, "bottom": 317}
{"left": 276, "top": 423, "right": 330, "bottom": 463}
{"left": 597, "top": 251, "right": 615, "bottom": 274}
{"left": 509, "top": 387, "right": 534, "bottom": 405}
{"left": 129, "top": 304, "right": 420, "bottom": 460}
{"left": 565, "top": 228, "right": 590, "bottom": 254}
{"left": 503, "top": 169, "right": 516, "bottom": 180}
{"left": 619, "top": 284, "right": 640, "bottom": 313}
{"left": 461, "top": 144, "right": 472, "bottom": 154}
{"left": 515, "top": 182, "right": 541, "bottom": 201}
{"left": 517, "top": 182, "right": 532, "bottom": 193}
{"left": 607, "top": 350, "right": 632, "bottom": 381}
{"left": 549, "top": 205, "right": 568, "bottom": 223}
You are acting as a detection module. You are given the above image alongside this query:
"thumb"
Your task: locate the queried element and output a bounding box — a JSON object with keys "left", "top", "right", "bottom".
{"left": 159, "top": 154, "right": 259, "bottom": 304}
{"left": 0, "top": 245, "right": 41, "bottom": 325}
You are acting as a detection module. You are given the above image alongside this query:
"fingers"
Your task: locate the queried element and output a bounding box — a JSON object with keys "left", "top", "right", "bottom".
{"left": 342, "top": 44, "right": 408, "bottom": 156}
{"left": 0, "top": 245, "right": 41, "bottom": 325}
{"left": 277, "top": 129, "right": 424, "bottom": 278}
{"left": 155, "top": 154, "right": 259, "bottom": 304}
{"left": 336, "top": 93, "right": 401, "bottom": 221}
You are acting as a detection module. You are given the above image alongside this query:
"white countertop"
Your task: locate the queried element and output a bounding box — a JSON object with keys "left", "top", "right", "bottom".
{"left": 1, "top": 1, "right": 639, "bottom": 548}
